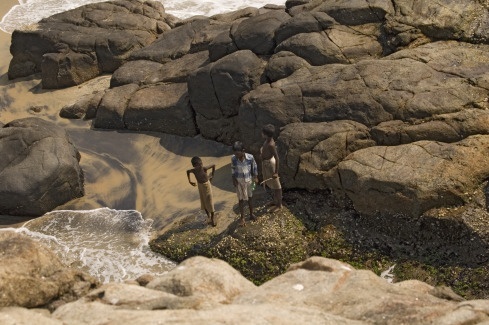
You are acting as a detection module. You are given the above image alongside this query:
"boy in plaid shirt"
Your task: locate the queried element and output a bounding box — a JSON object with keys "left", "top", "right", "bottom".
{"left": 231, "top": 141, "right": 258, "bottom": 226}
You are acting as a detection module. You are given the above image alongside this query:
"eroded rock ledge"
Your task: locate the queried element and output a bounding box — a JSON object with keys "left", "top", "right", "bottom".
{"left": 1, "top": 232, "right": 489, "bottom": 324}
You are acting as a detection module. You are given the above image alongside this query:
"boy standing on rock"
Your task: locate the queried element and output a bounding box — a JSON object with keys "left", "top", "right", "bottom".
{"left": 260, "top": 124, "right": 283, "bottom": 212}
{"left": 187, "top": 156, "right": 216, "bottom": 227}
{"left": 231, "top": 141, "right": 258, "bottom": 226}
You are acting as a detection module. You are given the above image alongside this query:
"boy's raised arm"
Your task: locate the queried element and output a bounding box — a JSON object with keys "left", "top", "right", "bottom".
{"left": 186, "top": 169, "right": 196, "bottom": 186}
{"left": 205, "top": 164, "right": 216, "bottom": 180}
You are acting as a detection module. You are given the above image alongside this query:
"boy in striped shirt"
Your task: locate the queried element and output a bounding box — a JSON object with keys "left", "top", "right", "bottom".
{"left": 231, "top": 141, "right": 258, "bottom": 226}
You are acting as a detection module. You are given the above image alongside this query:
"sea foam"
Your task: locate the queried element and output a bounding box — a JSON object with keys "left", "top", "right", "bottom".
{"left": 0, "top": 0, "right": 286, "bottom": 33}
{"left": 1, "top": 208, "right": 175, "bottom": 283}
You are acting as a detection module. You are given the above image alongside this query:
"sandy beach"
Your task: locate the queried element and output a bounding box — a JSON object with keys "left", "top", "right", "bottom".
{"left": 0, "top": 0, "right": 240, "bottom": 229}
{"left": 0, "top": 0, "right": 16, "bottom": 75}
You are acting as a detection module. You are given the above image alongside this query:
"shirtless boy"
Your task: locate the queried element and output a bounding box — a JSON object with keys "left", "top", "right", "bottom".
{"left": 187, "top": 156, "right": 216, "bottom": 227}
{"left": 260, "top": 124, "right": 283, "bottom": 211}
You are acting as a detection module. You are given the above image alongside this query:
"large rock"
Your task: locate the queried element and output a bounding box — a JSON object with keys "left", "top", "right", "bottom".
{"left": 231, "top": 10, "right": 291, "bottom": 55}
{"left": 52, "top": 299, "right": 360, "bottom": 324}
{"left": 130, "top": 18, "right": 229, "bottom": 62}
{"left": 41, "top": 51, "right": 100, "bottom": 89}
{"left": 239, "top": 42, "right": 489, "bottom": 151}
{"left": 277, "top": 121, "right": 375, "bottom": 189}
{"left": 110, "top": 51, "right": 209, "bottom": 87}
{"left": 60, "top": 91, "right": 105, "bottom": 120}
{"left": 0, "top": 118, "right": 84, "bottom": 216}
{"left": 274, "top": 11, "right": 336, "bottom": 44}
{"left": 332, "top": 135, "right": 489, "bottom": 217}
{"left": 82, "top": 283, "right": 204, "bottom": 310}
{"left": 389, "top": 0, "right": 489, "bottom": 43}
{"left": 265, "top": 51, "right": 310, "bottom": 82}
{"left": 312, "top": 0, "right": 393, "bottom": 25}
{"left": 371, "top": 110, "right": 489, "bottom": 146}
{"left": 146, "top": 256, "right": 255, "bottom": 305}
{"left": 93, "top": 81, "right": 198, "bottom": 136}
{"left": 8, "top": 0, "right": 173, "bottom": 87}
{"left": 0, "top": 307, "right": 62, "bottom": 325}
{"left": 93, "top": 83, "right": 139, "bottom": 129}
{"left": 276, "top": 25, "right": 383, "bottom": 65}
{"left": 0, "top": 231, "right": 97, "bottom": 308}
{"left": 234, "top": 257, "right": 487, "bottom": 324}
{"left": 188, "top": 50, "right": 265, "bottom": 144}
{"left": 124, "top": 83, "right": 197, "bottom": 137}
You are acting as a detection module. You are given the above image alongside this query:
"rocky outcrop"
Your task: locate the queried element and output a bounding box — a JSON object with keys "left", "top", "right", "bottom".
{"left": 4, "top": 253, "right": 489, "bottom": 324}
{"left": 0, "top": 118, "right": 84, "bottom": 216}
{"left": 26, "top": 0, "right": 489, "bottom": 217}
{"left": 0, "top": 231, "right": 97, "bottom": 308}
{"left": 8, "top": 0, "right": 174, "bottom": 88}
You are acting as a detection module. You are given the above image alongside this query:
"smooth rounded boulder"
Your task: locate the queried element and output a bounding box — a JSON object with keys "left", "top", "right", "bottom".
{"left": 0, "top": 231, "right": 97, "bottom": 308}
{"left": 0, "top": 118, "right": 84, "bottom": 216}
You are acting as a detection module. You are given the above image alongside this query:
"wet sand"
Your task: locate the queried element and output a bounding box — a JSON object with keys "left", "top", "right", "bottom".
{"left": 0, "top": 0, "right": 16, "bottom": 75}
{"left": 0, "top": 1, "right": 239, "bottom": 230}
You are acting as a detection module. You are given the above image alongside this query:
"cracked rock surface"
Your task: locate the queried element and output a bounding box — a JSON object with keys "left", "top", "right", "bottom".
{"left": 0, "top": 118, "right": 84, "bottom": 216}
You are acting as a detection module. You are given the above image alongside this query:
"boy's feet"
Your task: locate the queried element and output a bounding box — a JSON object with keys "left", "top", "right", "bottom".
{"left": 211, "top": 216, "right": 217, "bottom": 227}
{"left": 250, "top": 214, "right": 256, "bottom": 221}
{"left": 239, "top": 218, "right": 246, "bottom": 227}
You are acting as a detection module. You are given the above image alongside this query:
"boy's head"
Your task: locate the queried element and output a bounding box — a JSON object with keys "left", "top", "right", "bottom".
{"left": 232, "top": 141, "right": 245, "bottom": 159}
{"left": 262, "top": 124, "right": 275, "bottom": 139}
{"left": 191, "top": 156, "right": 202, "bottom": 167}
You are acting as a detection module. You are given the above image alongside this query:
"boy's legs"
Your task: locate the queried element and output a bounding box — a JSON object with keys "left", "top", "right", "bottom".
{"left": 239, "top": 200, "right": 245, "bottom": 226}
{"left": 248, "top": 197, "right": 255, "bottom": 220}
{"left": 271, "top": 188, "right": 283, "bottom": 211}
{"left": 204, "top": 209, "right": 217, "bottom": 226}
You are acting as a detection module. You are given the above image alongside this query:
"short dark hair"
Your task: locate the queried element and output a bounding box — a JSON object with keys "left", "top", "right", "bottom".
{"left": 191, "top": 156, "right": 202, "bottom": 166}
{"left": 262, "top": 124, "right": 275, "bottom": 137}
{"left": 232, "top": 141, "right": 244, "bottom": 152}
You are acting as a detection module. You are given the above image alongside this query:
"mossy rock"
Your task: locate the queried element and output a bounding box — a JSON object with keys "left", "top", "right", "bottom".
{"left": 150, "top": 202, "right": 308, "bottom": 285}
{"left": 208, "top": 206, "right": 308, "bottom": 284}
{"left": 149, "top": 214, "right": 223, "bottom": 262}
{"left": 150, "top": 189, "right": 489, "bottom": 298}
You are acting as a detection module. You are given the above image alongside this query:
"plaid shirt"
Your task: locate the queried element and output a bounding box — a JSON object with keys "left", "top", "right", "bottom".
{"left": 231, "top": 153, "right": 258, "bottom": 182}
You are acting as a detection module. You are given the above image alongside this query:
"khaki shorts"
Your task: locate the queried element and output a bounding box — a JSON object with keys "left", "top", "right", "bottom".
{"left": 262, "top": 158, "right": 281, "bottom": 190}
{"left": 198, "top": 181, "right": 215, "bottom": 213}
{"left": 236, "top": 178, "right": 253, "bottom": 201}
